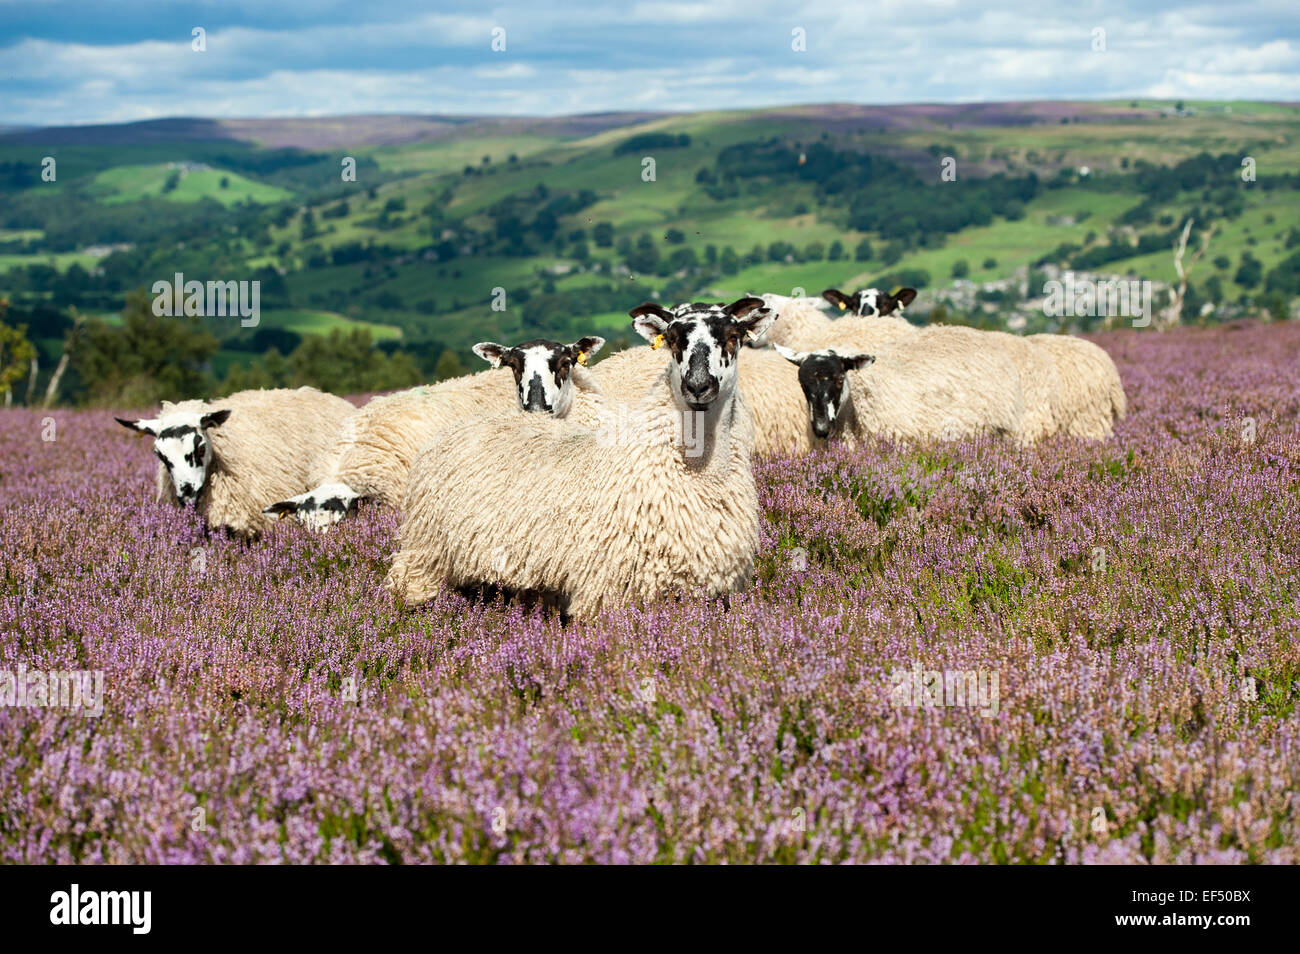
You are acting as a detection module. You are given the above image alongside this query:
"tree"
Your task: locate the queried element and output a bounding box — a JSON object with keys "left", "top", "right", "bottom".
{"left": 593, "top": 222, "right": 615, "bottom": 248}
{"left": 1163, "top": 219, "right": 1215, "bottom": 329}
{"left": 854, "top": 239, "right": 874, "bottom": 262}
{"left": 951, "top": 259, "right": 970, "bottom": 279}
{"left": 828, "top": 240, "right": 844, "bottom": 261}
{"left": 43, "top": 307, "right": 87, "bottom": 408}
{"left": 434, "top": 348, "right": 464, "bottom": 381}
{"left": 77, "top": 292, "right": 218, "bottom": 407}
{"left": 1234, "top": 250, "right": 1262, "bottom": 290}
{"left": 287, "top": 328, "right": 421, "bottom": 394}
{"left": 0, "top": 300, "right": 36, "bottom": 406}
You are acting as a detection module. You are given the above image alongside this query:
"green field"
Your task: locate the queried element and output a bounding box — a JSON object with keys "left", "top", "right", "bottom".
{"left": 3, "top": 99, "right": 1299, "bottom": 373}
{"left": 89, "top": 163, "right": 293, "bottom": 205}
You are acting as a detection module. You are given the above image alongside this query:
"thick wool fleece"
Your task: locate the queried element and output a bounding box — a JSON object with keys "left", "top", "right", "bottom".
{"left": 1028, "top": 334, "right": 1127, "bottom": 439}
{"left": 324, "top": 368, "right": 520, "bottom": 506}
{"left": 155, "top": 387, "right": 355, "bottom": 536}
{"left": 788, "top": 311, "right": 918, "bottom": 355}
{"left": 984, "top": 331, "right": 1064, "bottom": 443}
{"left": 584, "top": 344, "right": 815, "bottom": 455}
{"left": 759, "top": 294, "right": 838, "bottom": 349}
{"left": 387, "top": 376, "right": 760, "bottom": 620}
{"left": 842, "top": 325, "right": 1024, "bottom": 442}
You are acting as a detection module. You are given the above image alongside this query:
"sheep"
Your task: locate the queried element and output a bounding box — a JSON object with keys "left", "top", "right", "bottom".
{"left": 803, "top": 286, "right": 1075, "bottom": 443}
{"left": 811, "top": 287, "right": 919, "bottom": 351}
{"left": 115, "top": 386, "right": 356, "bottom": 537}
{"left": 386, "top": 297, "right": 776, "bottom": 620}
{"left": 264, "top": 336, "right": 604, "bottom": 527}
{"left": 774, "top": 324, "right": 1024, "bottom": 444}
{"left": 1028, "top": 334, "right": 1127, "bottom": 438}
{"left": 747, "top": 293, "right": 836, "bottom": 348}
{"left": 585, "top": 323, "right": 814, "bottom": 455}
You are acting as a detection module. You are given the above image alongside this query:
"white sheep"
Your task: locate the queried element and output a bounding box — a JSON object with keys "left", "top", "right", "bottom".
{"left": 586, "top": 329, "right": 814, "bottom": 455}
{"left": 265, "top": 336, "right": 604, "bottom": 526}
{"left": 1028, "top": 334, "right": 1127, "bottom": 438}
{"left": 115, "top": 386, "right": 356, "bottom": 537}
{"left": 774, "top": 322, "right": 1024, "bottom": 444}
{"left": 386, "top": 297, "right": 775, "bottom": 620}
{"left": 748, "top": 293, "right": 836, "bottom": 348}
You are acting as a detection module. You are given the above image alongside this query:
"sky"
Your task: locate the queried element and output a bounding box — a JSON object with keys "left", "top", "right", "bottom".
{"left": 0, "top": 0, "right": 1297, "bottom": 127}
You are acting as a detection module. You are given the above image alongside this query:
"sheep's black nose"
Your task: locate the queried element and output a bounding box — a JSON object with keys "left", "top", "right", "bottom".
{"left": 523, "top": 374, "right": 550, "bottom": 412}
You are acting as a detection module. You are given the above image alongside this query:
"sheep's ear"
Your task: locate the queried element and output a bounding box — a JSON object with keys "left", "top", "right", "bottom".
{"left": 473, "top": 342, "right": 508, "bottom": 367}
{"left": 630, "top": 303, "right": 671, "bottom": 342}
{"left": 723, "top": 296, "right": 765, "bottom": 319}
{"left": 116, "top": 417, "right": 161, "bottom": 436}
{"left": 736, "top": 305, "right": 776, "bottom": 343}
{"left": 200, "top": 409, "right": 232, "bottom": 430}
{"left": 839, "top": 352, "right": 875, "bottom": 371}
{"left": 822, "top": 288, "right": 853, "bottom": 312}
{"left": 773, "top": 344, "right": 807, "bottom": 366}
{"left": 570, "top": 336, "right": 605, "bottom": 363}
{"left": 892, "top": 287, "right": 918, "bottom": 308}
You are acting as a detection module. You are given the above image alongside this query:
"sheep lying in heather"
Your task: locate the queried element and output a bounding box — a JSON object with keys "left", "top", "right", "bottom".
{"left": 116, "top": 386, "right": 356, "bottom": 537}
{"left": 774, "top": 327, "right": 1024, "bottom": 444}
{"left": 386, "top": 297, "right": 775, "bottom": 620}
{"left": 1029, "top": 334, "right": 1127, "bottom": 438}
{"left": 265, "top": 336, "right": 605, "bottom": 527}
{"left": 585, "top": 319, "right": 815, "bottom": 455}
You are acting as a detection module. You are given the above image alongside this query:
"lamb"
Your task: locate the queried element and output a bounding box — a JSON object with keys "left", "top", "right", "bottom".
{"left": 265, "top": 336, "right": 604, "bottom": 527}
{"left": 1028, "top": 334, "right": 1127, "bottom": 438}
{"left": 386, "top": 297, "right": 776, "bottom": 620}
{"left": 585, "top": 319, "right": 815, "bottom": 455}
{"left": 774, "top": 326, "right": 1024, "bottom": 444}
{"left": 115, "top": 386, "right": 356, "bottom": 537}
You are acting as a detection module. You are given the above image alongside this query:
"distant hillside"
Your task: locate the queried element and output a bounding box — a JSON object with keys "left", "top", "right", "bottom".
{"left": 0, "top": 112, "right": 672, "bottom": 149}
{"left": 3, "top": 99, "right": 1299, "bottom": 405}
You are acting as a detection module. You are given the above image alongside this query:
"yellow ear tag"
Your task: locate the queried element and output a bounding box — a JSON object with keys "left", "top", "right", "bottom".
{"left": 652, "top": 334, "right": 665, "bottom": 350}
{"left": 837, "top": 302, "right": 847, "bottom": 311}
{"left": 577, "top": 351, "right": 588, "bottom": 366}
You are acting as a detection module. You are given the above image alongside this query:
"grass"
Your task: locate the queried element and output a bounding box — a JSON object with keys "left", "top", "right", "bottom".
{"left": 90, "top": 164, "right": 293, "bottom": 206}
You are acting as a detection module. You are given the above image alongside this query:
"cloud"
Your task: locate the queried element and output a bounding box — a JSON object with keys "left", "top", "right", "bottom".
{"left": 0, "top": 1, "right": 1296, "bottom": 126}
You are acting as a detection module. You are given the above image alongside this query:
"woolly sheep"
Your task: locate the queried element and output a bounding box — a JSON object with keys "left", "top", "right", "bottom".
{"left": 265, "top": 336, "right": 604, "bottom": 527}
{"left": 748, "top": 293, "right": 836, "bottom": 349}
{"left": 386, "top": 297, "right": 776, "bottom": 619}
{"left": 586, "top": 332, "right": 815, "bottom": 455}
{"left": 774, "top": 322, "right": 1024, "bottom": 444}
{"left": 811, "top": 287, "right": 1072, "bottom": 442}
{"left": 115, "top": 386, "right": 356, "bottom": 537}
{"left": 1029, "top": 334, "right": 1127, "bottom": 438}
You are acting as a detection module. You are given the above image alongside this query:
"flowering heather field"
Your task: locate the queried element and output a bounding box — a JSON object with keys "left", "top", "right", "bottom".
{"left": 2, "top": 321, "right": 1299, "bottom": 864}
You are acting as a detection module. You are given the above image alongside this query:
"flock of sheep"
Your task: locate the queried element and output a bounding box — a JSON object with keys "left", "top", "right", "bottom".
{"left": 117, "top": 286, "right": 1127, "bottom": 619}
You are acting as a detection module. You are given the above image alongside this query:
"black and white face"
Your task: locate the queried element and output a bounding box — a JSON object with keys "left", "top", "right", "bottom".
{"left": 116, "top": 409, "right": 231, "bottom": 505}
{"left": 473, "top": 336, "right": 605, "bottom": 416}
{"left": 629, "top": 298, "right": 774, "bottom": 411}
{"left": 822, "top": 287, "right": 917, "bottom": 318}
{"left": 774, "top": 345, "right": 874, "bottom": 439}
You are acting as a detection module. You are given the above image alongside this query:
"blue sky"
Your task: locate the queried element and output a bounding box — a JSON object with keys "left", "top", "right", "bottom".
{"left": 1, "top": 1, "right": 1297, "bottom": 126}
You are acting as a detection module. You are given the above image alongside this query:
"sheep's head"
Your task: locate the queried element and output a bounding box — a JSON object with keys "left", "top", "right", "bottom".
{"left": 116, "top": 408, "right": 231, "bottom": 505}
{"left": 629, "top": 297, "right": 774, "bottom": 412}
{"left": 774, "top": 345, "right": 874, "bottom": 439}
{"left": 473, "top": 336, "right": 605, "bottom": 417}
{"left": 822, "top": 287, "right": 917, "bottom": 318}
